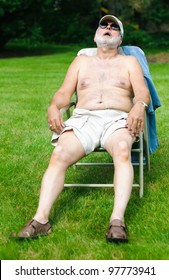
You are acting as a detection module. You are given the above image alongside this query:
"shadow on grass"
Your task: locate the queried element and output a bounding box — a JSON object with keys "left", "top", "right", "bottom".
{"left": 51, "top": 186, "right": 99, "bottom": 225}
{"left": 50, "top": 166, "right": 140, "bottom": 225}
{"left": 0, "top": 43, "right": 81, "bottom": 59}
{"left": 50, "top": 153, "right": 161, "bottom": 229}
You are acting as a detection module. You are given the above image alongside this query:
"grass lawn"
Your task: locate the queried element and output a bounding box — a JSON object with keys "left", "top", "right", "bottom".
{"left": 0, "top": 44, "right": 169, "bottom": 260}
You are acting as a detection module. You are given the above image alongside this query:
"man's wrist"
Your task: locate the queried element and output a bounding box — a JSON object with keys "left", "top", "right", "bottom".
{"left": 135, "top": 100, "right": 148, "bottom": 109}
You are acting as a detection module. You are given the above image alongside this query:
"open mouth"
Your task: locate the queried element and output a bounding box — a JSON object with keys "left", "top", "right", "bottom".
{"left": 104, "top": 32, "right": 111, "bottom": 36}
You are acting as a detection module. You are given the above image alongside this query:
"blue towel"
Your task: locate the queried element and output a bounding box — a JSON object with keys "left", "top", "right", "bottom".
{"left": 122, "top": 46, "right": 162, "bottom": 154}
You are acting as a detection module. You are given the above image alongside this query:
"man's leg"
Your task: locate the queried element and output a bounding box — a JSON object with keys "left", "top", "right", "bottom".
{"left": 18, "top": 131, "right": 85, "bottom": 238}
{"left": 104, "top": 128, "right": 135, "bottom": 242}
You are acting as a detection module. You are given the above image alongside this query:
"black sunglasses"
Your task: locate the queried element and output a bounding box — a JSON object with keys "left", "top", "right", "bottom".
{"left": 99, "top": 22, "right": 120, "bottom": 31}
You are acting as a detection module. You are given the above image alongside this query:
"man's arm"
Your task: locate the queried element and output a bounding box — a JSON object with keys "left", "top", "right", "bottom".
{"left": 48, "top": 56, "right": 81, "bottom": 133}
{"left": 126, "top": 56, "right": 150, "bottom": 137}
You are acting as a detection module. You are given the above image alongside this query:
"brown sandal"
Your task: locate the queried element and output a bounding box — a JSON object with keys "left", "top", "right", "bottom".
{"left": 17, "top": 219, "right": 52, "bottom": 239}
{"left": 106, "top": 219, "right": 128, "bottom": 243}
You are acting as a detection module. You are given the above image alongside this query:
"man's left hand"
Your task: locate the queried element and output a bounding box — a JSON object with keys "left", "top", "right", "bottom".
{"left": 126, "top": 103, "right": 145, "bottom": 137}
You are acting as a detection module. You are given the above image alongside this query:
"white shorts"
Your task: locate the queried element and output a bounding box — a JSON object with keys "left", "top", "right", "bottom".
{"left": 51, "top": 108, "right": 128, "bottom": 155}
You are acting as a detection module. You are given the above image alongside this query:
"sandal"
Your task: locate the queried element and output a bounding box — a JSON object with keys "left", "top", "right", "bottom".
{"left": 106, "top": 219, "right": 128, "bottom": 243}
{"left": 17, "top": 219, "right": 52, "bottom": 239}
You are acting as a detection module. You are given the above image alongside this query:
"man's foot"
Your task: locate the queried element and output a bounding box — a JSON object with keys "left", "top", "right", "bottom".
{"left": 106, "top": 219, "right": 128, "bottom": 243}
{"left": 17, "top": 219, "right": 52, "bottom": 239}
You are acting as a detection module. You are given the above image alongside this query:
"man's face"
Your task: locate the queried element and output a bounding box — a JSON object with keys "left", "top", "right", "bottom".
{"left": 94, "top": 21, "right": 122, "bottom": 49}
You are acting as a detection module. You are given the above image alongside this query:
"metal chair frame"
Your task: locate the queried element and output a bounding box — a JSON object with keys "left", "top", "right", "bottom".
{"left": 63, "top": 103, "right": 150, "bottom": 198}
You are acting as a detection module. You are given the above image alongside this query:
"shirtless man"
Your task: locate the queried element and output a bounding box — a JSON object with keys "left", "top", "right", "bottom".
{"left": 17, "top": 15, "right": 150, "bottom": 242}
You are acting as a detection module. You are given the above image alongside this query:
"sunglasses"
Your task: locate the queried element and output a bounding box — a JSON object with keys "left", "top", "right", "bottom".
{"left": 99, "top": 22, "right": 120, "bottom": 31}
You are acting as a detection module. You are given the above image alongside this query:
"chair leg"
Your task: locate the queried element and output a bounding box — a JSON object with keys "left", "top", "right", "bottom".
{"left": 139, "top": 133, "right": 144, "bottom": 198}
{"left": 143, "top": 112, "right": 150, "bottom": 171}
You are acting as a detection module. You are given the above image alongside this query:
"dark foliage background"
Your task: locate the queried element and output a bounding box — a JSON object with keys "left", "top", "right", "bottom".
{"left": 0, "top": 0, "right": 169, "bottom": 49}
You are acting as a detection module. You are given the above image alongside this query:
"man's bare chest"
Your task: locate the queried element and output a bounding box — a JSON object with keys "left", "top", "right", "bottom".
{"left": 78, "top": 61, "right": 131, "bottom": 90}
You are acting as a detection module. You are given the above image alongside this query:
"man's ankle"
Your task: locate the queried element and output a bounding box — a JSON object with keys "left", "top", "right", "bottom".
{"left": 33, "top": 216, "right": 48, "bottom": 225}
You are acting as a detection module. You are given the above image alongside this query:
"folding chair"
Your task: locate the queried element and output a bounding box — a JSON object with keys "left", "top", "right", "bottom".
{"left": 60, "top": 46, "right": 160, "bottom": 197}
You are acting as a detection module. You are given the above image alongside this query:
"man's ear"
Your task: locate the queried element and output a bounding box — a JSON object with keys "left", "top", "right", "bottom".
{"left": 93, "top": 33, "right": 96, "bottom": 43}
{"left": 118, "top": 38, "right": 122, "bottom": 46}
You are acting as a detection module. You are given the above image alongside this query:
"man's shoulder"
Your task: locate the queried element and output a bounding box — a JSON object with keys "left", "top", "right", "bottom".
{"left": 120, "top": 54, "right": 139, "bottom": 65}
{"left": 73, "top": 54, "right": 91, "bottom": 64}
{"left": 69, "top": 55, "right": 89, "bottom": 69}
{"left": 73, "top": 55, "right": 95, "bottom": 69}
{"left": 120, "top": 54, "right": 137, "bottom": 61}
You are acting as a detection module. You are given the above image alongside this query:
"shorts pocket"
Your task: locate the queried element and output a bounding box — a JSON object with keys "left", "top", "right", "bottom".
{"left": 65, "top": 115, "right": 88, "bottom": 129}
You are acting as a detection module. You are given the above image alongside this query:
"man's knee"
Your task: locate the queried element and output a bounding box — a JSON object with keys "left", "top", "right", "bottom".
{"left": 113, "top": 140, "right": 131, "bottom": 162}
{"left": 50, "top": 145, "right": 71, "bottom": 167}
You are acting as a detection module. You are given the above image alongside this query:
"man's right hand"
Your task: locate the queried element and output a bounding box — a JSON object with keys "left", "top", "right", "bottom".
{"left": 47, "top": 105, "right": 65, "bottom": 134}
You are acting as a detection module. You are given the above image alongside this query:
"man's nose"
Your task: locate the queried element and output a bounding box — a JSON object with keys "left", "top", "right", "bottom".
{"left": 106, "top": 24, "right": 111, "bottom": 29}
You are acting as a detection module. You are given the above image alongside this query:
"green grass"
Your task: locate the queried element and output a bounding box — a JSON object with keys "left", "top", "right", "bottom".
{"left": 0, "top": 46, "right": 169, "bottom": 260}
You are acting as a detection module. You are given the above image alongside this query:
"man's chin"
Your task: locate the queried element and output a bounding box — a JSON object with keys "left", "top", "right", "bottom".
{"left": 97, "top": 43, "right": 118, "bottom": 49}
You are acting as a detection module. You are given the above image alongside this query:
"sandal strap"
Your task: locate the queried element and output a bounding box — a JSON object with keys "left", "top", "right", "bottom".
{"left": 18, "top": 219, "right": 51, "bottom": 238}
{"left": 30, "top": 219, "right": 51, "bottom": 234}
{"left": 108, "top": 219, "right": 126, "bottom": 230}
{"left": 106, "top": 219, "right": 128, "bottom": 242}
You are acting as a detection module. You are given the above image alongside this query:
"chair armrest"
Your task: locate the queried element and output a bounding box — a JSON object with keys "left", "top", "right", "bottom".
{"left": 60, "top": 101, "right": 76, "bottom": 119}
{"left": 60, "top": 102, "right": 76, "bottom": 114}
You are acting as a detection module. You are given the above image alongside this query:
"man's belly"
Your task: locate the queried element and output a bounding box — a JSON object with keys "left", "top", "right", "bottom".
{"left": 76, "top": 89, "right": 133, "bottom": 112}
{"left": 76, "top": 98, "right": 132, "bottom": 112}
